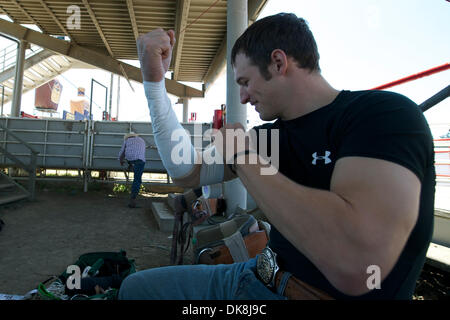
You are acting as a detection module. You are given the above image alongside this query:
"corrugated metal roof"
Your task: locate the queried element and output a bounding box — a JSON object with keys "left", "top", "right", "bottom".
{"left": 0, "top": 0, "right": 268, "bottom": 84}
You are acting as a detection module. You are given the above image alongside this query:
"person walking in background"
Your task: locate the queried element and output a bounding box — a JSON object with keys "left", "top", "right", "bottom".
{"left": 118, "top": 132, "right": 146, "bottom": 208}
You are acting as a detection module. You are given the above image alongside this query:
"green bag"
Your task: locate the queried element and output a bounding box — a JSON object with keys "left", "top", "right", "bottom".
{"left": 37, "top": 250, "right": 136, "bottom": 300}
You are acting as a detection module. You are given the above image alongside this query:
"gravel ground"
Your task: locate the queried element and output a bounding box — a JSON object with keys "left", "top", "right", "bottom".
{"left": 413, "top": 263, "right": 449, "bottom": 300}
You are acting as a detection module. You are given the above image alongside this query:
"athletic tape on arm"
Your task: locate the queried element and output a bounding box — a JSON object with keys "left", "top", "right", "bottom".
{"left": 199, "top": 145, "right": 224, "bottom": 185}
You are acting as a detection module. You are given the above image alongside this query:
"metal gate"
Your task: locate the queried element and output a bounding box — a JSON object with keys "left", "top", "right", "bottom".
{"left": 0, "top": 117, "right": 212, "bottom": 188}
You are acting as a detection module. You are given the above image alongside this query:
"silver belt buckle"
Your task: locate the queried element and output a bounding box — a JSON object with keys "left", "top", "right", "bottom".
{"left": 256, "top": 247, "right": 279, "bottom": 288}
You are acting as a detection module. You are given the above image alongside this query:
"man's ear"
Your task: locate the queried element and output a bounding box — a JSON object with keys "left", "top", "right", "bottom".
{"left": 270, "top": 49, "right": 288, "bottom": 75}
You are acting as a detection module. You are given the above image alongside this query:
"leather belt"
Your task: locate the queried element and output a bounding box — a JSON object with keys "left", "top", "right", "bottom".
{"left": 274, "top": 270, "right": 333, "bottom": 300}
{"left": 256, "top": 247, "right": 333, "bottom": 300}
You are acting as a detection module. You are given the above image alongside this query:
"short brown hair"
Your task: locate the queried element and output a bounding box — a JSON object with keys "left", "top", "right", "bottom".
{"left": 231, "top": 13, "right": 320, "bottom": 80}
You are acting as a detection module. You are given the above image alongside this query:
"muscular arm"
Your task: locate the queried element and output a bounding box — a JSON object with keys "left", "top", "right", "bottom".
{"left": 235, "top": 154, "right": 420, "bottom": 296}
{"left": 138, "top": 29, "right": 236, "bottom": 188}
{"left": 143, "top": 79, "right": 236, "bottom": 187}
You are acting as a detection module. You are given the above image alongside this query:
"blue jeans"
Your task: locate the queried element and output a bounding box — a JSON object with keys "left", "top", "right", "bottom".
{"left": 118, "top": 257, "right": 287, "bottom": 300}
{"left": 129, "top": 160, "right": 145, "bottom": 199}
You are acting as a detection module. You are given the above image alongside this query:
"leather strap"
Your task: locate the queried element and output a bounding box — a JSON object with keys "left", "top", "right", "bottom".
{"left": 198, "top": 231, "right": 268, "bottom": 265}
{"left": 223, "top": 231, "right": 250, "bottom": 262}
{"left": 275, "top": 271, "right": 334, "bottom": 300}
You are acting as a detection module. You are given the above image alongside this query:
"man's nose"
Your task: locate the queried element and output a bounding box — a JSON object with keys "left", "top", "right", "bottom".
{"left": 240, "top": 87, "right": 250, "bottom": 104}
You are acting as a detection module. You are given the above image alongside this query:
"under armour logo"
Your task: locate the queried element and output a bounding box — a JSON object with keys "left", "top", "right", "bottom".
{"left": 312, "top": 151, "right": 332, "bottom": 165}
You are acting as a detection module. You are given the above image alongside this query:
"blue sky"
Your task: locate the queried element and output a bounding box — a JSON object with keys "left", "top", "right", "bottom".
{"left": 1, "top": 0, "right": 449, "bottom": 136}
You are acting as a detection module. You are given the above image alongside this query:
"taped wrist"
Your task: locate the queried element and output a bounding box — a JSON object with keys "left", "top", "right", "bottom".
{"left": 199, "top": 145, "right": 225, "bottom": 186}
{"left": 144, "top": 80, "right": 196, "bottom": 178}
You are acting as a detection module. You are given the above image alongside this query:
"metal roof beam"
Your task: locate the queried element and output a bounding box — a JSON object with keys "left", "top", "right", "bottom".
{"left": 37, "top": 0, "right": 75, "bottom": 41}
{"left": 10, "top": 0, "right": 46, "bottom": 33}
{"left": 172, "top": 0, "right": 191, "bottom": 80}
{"left": 0, "top": 5, "right": 16, "bottom": 23}
{"left": 126, "top": 0, "right": 139, "bottom": 41}
{"left": 203, "top": 0, "right": 268, "bottom": 92}
{"left": 81, "top": 0, "right": 114, "bottom": 57}
{"left": 82, "top": 0, "right": 136, "bottom": 90}
{"left": 0, "top": 19, "right": 204, "bottom": 98}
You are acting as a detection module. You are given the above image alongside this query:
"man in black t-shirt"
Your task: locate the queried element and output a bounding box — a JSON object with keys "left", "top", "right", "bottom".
{"left": 119, "top": 13, "right": 435, "bottom": 300}
{"left": 251, "top": 89, "right": 435, "bottom": 299}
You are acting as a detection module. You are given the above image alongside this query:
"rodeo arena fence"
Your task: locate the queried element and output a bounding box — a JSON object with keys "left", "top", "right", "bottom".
{"left": 435, "top": 138, "right": 450, "bottom": 179}
{"left": 0, "top": 117, "right": 212, "bottom": 194}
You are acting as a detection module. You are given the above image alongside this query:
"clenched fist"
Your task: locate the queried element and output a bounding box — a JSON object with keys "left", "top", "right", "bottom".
{"left": 137, "top": 29, "right": 176, "bottom": 82}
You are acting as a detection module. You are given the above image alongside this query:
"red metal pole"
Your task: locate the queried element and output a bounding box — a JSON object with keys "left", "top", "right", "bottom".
{"left": 371, "top": 63, "right": 450, "bottom": 90}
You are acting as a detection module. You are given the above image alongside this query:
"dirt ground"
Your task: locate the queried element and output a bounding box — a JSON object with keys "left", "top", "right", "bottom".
{"left": 0, "top": 181, "right": 193, "bottom": 296}
{"left": 0, "top": 181, "right": 448, "bottom": 300}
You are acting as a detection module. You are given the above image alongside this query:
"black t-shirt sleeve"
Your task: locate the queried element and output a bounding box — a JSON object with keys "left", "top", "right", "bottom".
{"left": 252, "top": 122, "right": 276, "bottom": 156}
{"left": 335, "top": 91, "right": 434, "bottom": 181}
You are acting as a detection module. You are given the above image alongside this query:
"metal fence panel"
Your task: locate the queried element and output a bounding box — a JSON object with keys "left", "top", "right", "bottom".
{"left": 0, "top": 117, "right": 87, "bottom": 169}
{"left": 0, "top": 117, "right": 212, "bottom": 174}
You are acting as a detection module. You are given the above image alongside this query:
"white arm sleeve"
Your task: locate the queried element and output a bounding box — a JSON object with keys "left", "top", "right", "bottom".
{"left": 144, "top": 80, "right": 196, "bottom": 178}
{"left": 144, "top": 80, "right": 225, "bottom": 185}
{"left": 199, "top": 145, "right": 224, "bottom": 185}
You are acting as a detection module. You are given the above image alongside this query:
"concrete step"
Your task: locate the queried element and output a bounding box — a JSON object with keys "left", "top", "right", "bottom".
{"left": 426, "top": 242, "right": 450, "bottom": 272}
{"left": 0, "top": 175, "right": 12, "bottom": 184}
{"left": 166, "top": 193, "right": 178, "bottom": 212}
{"left": 433, "top": 209, "right": 450, "bottom": 247}
{"left": 0, "top": 183, "right": 16, "bottom": 190}
{"left": 0, "top": 193, "right": 29, "bottom": 205}
{"left": 151, "top": 201, "right": 176, "bottom": 232}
